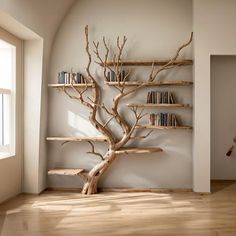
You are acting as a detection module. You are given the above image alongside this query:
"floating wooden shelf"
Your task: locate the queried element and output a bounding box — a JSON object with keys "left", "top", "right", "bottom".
{"left": 136, "top": 125, "right": 192, "bottom": 130}
{"left": 48, "top": 83, "right": 94, "bottom": 88}
{"left": 99, "top": 59, "right": 193, "bottom": 67}
{"left": 115, "top": 147, "right": 163, "bottom": 155}
{"left": 105, "top": 80, "right": 193, "bottom": 87}
{"left": 46, "top": 136, "right": 108, "bottom": 142}
{"left": 127, "top": 103, "right": 192, "bottom": 108}
{"left": 48, "top": 168, "right": 85, "bottom": 176}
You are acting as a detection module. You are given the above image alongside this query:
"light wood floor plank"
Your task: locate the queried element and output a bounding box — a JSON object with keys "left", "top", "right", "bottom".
{"left": 0, "top": 181, "right": 236, "bottom": 235}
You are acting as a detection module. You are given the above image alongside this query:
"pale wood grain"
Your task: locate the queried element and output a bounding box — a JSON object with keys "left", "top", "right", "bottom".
{"left": 127, "top": 103, "right": 192, "bottom": 108}
{"left": 136, "top": 125, "right": 192, "bottom": 130}
{"left": 105, "top": 80, "right": 193, "bottom": 86}
{"left": 48, "top": 83, "right": 94, "bottom": 88}
{"left": 46, "top": 136, "right": 107, "bottom": 142}
{"left": 115, "top": 147, "right": 163, "bottom": 155}
{"left": 48, "top": 168, "right": 85, "bottom": 176}
{"left": 99, "top": 59, "right": 193, "bottom": 67}
{"left": 1, "top": 181, "right": 236, "bottom": 236}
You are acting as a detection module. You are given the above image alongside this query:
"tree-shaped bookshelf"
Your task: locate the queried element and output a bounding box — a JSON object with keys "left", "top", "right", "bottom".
{"left": 48, "top": 26, "right": 193, "bottom": 195}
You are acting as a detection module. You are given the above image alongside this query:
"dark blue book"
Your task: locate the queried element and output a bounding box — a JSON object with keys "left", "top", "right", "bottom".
{"left": 76, "top": 73, "right": 81, "bottom": 83}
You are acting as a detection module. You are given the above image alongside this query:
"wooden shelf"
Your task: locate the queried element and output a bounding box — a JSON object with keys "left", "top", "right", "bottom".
{"left": 136, "top": 125, "right": 192, "bottom": 130}
{"left": 46, "top": 136, "right": 108, "bottom": 142}
{"left": 105, "top": 80, "right": 193, "bottom": 87}
{"left": 115, "top": 147, "right": 163, "bottom": 155}
{"left": 127, "top": 103, "right": 192, "bottom": 108}
{"left": 100, "top": 59, "right": 193, "bottom": 67}
{"left": 48, "top": 83, "right": 94, "bottom": 88}
{"left": 48, "top": 168, "right": 85, "bottom": 176}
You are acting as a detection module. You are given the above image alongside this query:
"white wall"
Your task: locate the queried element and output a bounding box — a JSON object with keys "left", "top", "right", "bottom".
{"left": 23, "top": 39, "right": 43, "bottom": 193}
{"left": 0, "top": 0, "right": 76, "bottom": 194}
{"left": 211, "top": 56, "right": 236, "bottom": 179}
{"left": 48, "top": 0, "right": 193, "bottom": 189}
{"left": 193, "top": 0, "right": 236, "bottom": 192}
{"left": 2, "top": 0, "right": 235, "bottom": 194}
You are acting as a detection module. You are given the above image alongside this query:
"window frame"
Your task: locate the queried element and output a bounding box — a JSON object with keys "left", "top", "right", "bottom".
{"left": 0, "top": 37, "right": 17, "bottom": 160}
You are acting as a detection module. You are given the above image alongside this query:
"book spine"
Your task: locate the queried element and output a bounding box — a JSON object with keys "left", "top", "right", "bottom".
{"left": 150, "top": 113, "right": 155, "bottom": 125}
{"left": 58, "top": 71, "right": 65, "bottom": 84}
{"left": 65, "top": 72, "right": 69, "bottom": 84}
{"left": 69, "top": 73, "right": 73, "bottom": 84}
{"left": 151, "top": 91, "right": 155, "bottom": 104}
{"left": 170, "top": 92, "right": 176, "bottom": 104}
{"left": 165, "top": 91, "right": 168, "bottom": 103}
{"left": 121, "top": 70, "right": 126, "bottom": 81}
{"left": 76, "top": 73, "right": 81, "bottom": 83}
{"left": 110, "top": 70, "right": 116, "bottom": 82}
{"left": 167, "top": 113, "right": 170, "bottom": 126}
{"left": 147, "top": 92, "right": 151, "bottom": 103}
{"left": 156, "top": 113, "right": 160, "bottom": 126}
{"left": 156, "top": 92, "right": 160, "bottom": 104}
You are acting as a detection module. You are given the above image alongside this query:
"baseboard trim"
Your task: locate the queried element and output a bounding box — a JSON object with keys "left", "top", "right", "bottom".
{"left": 46, "top": 187, "right": 193, "bottom": 193}
{"left": 0, "top": 193, "right": 21, "bottom": 205}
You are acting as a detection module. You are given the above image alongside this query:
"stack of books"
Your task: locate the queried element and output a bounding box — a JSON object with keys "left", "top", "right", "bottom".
{"left": 107, "top": 70, "right": 127, "bottom": 82}
{"left": 58, "top": 71, "right": 86, "bottom": 84}
{"left": 149, "top": 113, "right": 180, "bottom": 126}
{"left": 147, "top": 91, "right": 176, "bottom": 104}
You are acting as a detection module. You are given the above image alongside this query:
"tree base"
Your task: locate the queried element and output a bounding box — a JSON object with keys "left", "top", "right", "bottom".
{"left": 81, "top": 178, "right": 99, "bottom": 195}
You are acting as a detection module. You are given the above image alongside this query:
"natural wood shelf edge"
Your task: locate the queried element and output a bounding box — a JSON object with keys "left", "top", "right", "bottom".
{"left": 115, "top": 147, "right": 163, "bottom": 155}
{"left": 127, "top": 103, "right": 192, "bottom": 108}
{"left": 48, "top": 168, "right": 85, "bottom": 176}
{"left": 105, "top": 80, "right": 193, "bottom": 87}
{"left": 48, "top": 83, "right": 95, "bottom": 88}
{"left": 46, "top": 136, "right": 108, "bottom": 142}
{"left": 136, "top": 125, "right": 192, "bottom": 130}
{"left": 99, "top": 59, "right": 193, "bottom": 67}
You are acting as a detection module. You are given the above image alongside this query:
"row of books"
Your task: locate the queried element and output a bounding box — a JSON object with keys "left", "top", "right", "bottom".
{"left": 147, "top": 91, "right": 176, "bottom": 104}
{"left": 107, "top": 70, "right": 127, "bottom": 82}
{"left": 149, "top": 113, "right": 180, "bottom": 126}
{"left": 58, "top": 71, "right": 86, "bottom": 84}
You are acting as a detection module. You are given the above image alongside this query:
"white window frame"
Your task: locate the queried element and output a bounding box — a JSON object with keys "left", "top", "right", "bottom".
{"left": 0, "top": 41, "right": 16, "bottom": 159}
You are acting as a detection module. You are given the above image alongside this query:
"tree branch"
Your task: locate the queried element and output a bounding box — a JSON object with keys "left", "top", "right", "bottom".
{"left": 103, "top": 115, "right": 117, "bottom": 128}
{"left": 130, "top": 130, "right": 153, "bottom": 140}
{"left": 149, "top": 32, "right": 193, "bottom": 81}
{"left": 87, "top": 141, "right": 104, "bottom": 160}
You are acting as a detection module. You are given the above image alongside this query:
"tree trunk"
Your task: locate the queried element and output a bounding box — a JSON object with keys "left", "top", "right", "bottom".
{"left": 82, "top": 150, "right": 116, "bottom": 195}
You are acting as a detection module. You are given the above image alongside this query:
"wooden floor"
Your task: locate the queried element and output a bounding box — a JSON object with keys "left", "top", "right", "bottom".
{"left": 1, "top": 181, "right": 236, "bottom": 236}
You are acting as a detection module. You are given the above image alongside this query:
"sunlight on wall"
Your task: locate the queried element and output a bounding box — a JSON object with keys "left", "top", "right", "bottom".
{"left": 67, "top": 110, "right": 101, "bottom": 136}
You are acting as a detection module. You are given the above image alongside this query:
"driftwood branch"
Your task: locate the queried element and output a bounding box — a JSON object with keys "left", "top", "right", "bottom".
{"left": 103, "top": 115, "right": 117, "bottom": 128}
{"left": 87, "top": 141, "right": 104, "bottom": 160}
{"left": 60, "top": 26, "right": 193, "bottom": 195}
{"left": 149, "top": 32, "right": 193, "bottom": 81}
{"left": 130, "top": 130, "right": 153, "bottom": 140}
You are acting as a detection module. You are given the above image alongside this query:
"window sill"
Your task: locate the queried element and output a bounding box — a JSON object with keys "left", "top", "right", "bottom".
{"left": 0, "top": 152, "right": 14, "bottom": 160}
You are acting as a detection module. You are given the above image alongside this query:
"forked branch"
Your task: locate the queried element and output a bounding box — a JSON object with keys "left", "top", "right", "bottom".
{"left": 87, "top": 141, "right": 104, "bottom": 160}
{"left": 149, "top": 32, "right": 193, "bottom": 81}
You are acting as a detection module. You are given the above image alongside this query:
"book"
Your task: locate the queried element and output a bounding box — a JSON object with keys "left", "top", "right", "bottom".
{"left": 65, "top": 72, "right": 70, "bottom": 84}
{"left": 58, "top": 71, "right": 65, "bottom": 84}
{"left": 156, "top": 92, "right": 161, "bottom": 104}
{"left": 146, "top": 91, "right": 177, "bottom": 105}
{"left": 170, "top": 93, "right": 176, "bottom": 104}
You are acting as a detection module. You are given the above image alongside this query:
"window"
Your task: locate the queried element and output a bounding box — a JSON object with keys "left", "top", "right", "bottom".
{"left": 0, "top": 39, "right": 15, "bottom": 158}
